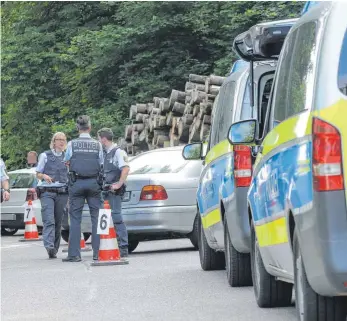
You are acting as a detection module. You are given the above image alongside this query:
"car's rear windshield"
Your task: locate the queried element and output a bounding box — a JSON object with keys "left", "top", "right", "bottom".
{"left": 129, "top": 150, "right": 187, "bottom": 174}
{"left": 338, "top": 29, "right": 347, "bottom": 96}
{"left": 8, "top": 173, "right": 37, "bottom": 189}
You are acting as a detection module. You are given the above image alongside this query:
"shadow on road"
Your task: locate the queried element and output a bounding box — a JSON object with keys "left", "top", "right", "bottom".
{"left": 131, "top": 247, "right": 197, "bottom": 255}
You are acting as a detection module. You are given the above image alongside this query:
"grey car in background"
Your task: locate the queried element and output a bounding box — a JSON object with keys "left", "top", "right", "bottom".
{"left": 62, "top": 146, "right": 203, "bottom": 252}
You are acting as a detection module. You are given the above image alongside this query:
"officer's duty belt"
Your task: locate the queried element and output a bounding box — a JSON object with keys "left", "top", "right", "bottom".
{"left": 75, "top": 175, "right": 98, "bottom": 179}
{"left": 38, "top": 186, "right": 68, "bottom": 194}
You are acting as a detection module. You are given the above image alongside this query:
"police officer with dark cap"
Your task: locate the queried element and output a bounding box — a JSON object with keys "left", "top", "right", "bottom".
{"left": 98, "top": 128, "right": 130, "bottom": 257}
{"left": 62, "top": 115, "right": 104, "bottom": 262}
{"left": 36, "top": 132, "right": 68, "bottom": 258}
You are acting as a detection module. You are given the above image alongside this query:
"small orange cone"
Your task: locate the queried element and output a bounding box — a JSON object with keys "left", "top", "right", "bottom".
{"left": 91, "top": 200, "right": 128, "bottom": 266}
{"left": 19, "top": 200, "right": 41, "bottom": 242}
{"left": 62, "top": 233, "right": 91, "bottom": 252}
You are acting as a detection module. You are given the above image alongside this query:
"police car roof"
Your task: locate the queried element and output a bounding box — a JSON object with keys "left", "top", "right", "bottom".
{"left": 233, "top": 18, "right": 298, "bottom": 62}
{"left": 8, "top": 167, "right": 37, "bottom": 174}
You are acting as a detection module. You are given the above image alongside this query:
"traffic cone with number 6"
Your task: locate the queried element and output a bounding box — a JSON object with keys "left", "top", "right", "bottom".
{"left": 90, "top": 200, "right": 129, "bottom": 266}
{"left": 19, "top": 200, "right": 41, "bottom": 242}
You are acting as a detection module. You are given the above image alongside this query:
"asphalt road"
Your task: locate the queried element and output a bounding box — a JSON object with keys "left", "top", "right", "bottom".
{"left": 1, "top": 231, "right": 297, "bottom": 321}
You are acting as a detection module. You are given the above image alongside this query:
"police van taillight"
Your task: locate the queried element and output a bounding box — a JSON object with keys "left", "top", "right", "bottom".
{"left": 312, "top": 117, "right": 344, "bottom": 191}
{"left": 234, "top": 146, "right": 252, "bottom": 187}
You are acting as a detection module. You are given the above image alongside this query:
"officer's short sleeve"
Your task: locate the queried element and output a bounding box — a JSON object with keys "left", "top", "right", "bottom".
{"left": 0, "top": 159, "right": 9, "bottom": 182}
{"left": 98, "top": 142, "right": 104, "bottom": 166}
{"left": 36, "top": 153, "right": 47, "bottom": 173}
{"left": 64, "top": 142, "right": 72, "bottom": 162}
{"left": 115, "top": 149, "right": 130, "bottom": 169}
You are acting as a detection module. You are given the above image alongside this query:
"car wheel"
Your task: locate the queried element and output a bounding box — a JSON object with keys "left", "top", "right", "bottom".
{"left": 198, "top": 214, "right": 225, "bottom": 271}
{"left": 188, "top": 214, "right": 199, "bottom": 250}
{"left": 224, "top": 220, "right": 252, "bottom": 287}
{"left": 128, "top": 240, "right": 139, "bottom": 253}
{"left": 293, "top": 228, "right": 347, "bottom": 321}
{"left": 61, "top": 229, "right": 69, "bottom": 243}
{"left": 1, "top": 227, "right": 19, "bottom": 236}
{"left": 250, "top": 220, "right": 292, "bottom": 307}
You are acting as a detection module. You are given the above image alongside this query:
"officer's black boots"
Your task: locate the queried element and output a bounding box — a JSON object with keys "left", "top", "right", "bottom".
{"left": 120, "top": 247, "right": 128, "bottom": 258}
{"left": 47, "top": 248, "right": 57, "bottom": 259}
{"left": 62, "top": 256, "right": 82, "bottom": 262}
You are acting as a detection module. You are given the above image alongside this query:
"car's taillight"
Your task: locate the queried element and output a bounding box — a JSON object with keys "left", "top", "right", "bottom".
{"left": 312, "top": 117, "right": 344, "bottom": 192}
{"left": 140, "top": 185, "right": 168, "bottom": 201}
{"left": 234, "top": 145, "right": 252, "bottom": 187}
{"left": 26, "top": 188, "right": 38, "bottom": 201}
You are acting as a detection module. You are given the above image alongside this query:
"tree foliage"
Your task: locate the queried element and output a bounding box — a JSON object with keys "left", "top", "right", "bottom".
{"left": 1, "top": 1, "right": 302, "bottom": 168}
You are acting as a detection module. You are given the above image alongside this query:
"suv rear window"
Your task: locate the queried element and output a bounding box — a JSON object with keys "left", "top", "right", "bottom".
{"left": 338, "top": 30, "right": 347, "bottom": 96}
{"left": 9, "top": 173, "right": 37, "bottom": 189}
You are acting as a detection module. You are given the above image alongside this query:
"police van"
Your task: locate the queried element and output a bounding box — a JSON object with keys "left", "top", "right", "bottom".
{"left": 181, "top": 19, "right": 296, "bottom": 288}
{"left": 228, "top": 2, "right": 347, "bottom": 320}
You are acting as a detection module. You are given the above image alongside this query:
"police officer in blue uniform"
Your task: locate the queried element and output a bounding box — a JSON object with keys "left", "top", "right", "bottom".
{"left": 36, "top": 132, "right": 68, "bottom": 259}
{"left": 63, "top": 115, "right": 104, "bottom": 262}
{"left": 97, "top": 128, "right": 130, "bottom": 257}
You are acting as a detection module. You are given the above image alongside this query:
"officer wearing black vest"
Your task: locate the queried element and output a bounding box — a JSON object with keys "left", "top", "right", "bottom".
{"left": 36, "top": 132, "right": 68, "bottom": 259}
{"left": 98, "top": 128, "right": 130, "bottom": 257}
{"left": 63, "top": 115, "right": 104, "bottom": 262}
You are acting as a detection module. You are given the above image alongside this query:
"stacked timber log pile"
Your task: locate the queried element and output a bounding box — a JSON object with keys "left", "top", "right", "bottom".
{"left": 122, "top": 74, "right": 226, "bottom": 155}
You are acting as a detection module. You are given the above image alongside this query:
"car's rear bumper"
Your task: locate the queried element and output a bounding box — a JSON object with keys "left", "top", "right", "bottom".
{"left": 224, "top": 187, "right": 251, "bottom": 253}
{"left": 296, "top": 190, "right": 347, "bottom": 297}
{"left": 1, "top": 202, "right": 41, "bottom": 229}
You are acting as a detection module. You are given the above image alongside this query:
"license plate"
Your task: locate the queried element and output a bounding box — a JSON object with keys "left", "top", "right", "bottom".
{"left": 122, "top": 191, "right": 131, "bottom": 202}
{"left": 1, "top": 214, "right": 16, "bottom": 221}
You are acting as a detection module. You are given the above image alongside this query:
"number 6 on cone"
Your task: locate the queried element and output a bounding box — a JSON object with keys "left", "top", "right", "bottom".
{"left": 97, "top": 207, "right": 111, "bottom": 235}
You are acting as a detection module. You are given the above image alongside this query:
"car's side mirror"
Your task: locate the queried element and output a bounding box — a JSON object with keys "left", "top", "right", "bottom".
{"left": 227, "top": 119, "right": 258, "bottom": 145}
{"left": 182, "top": 143, "right": 203, "bottom": 160}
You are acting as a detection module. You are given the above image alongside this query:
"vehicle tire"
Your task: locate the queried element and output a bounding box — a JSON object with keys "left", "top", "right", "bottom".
{"left": 128, "top": 240, "right": 139, "bottom": 253}
{"left": 83, "top": 233, "right": 91, "bottom": 242}
{"left": 189, "top": 214, "right": 199, "bottom": 250}
{"left": 198, "top": 214, "right": 225, "bottom": 271}
{"left": 224, "top": 220, "right": 252, "bottom": 287}
{"left": 1, "top": 227, "right": 19, "bottom": 236}
{"left": 61, "top": 229, "right": 69, "bottom": 243}
{"left": 293, "top": 228, "right": 347, "bottom": 321}
{"left": 250, "top": 220, "right": 292, "bottom": 307}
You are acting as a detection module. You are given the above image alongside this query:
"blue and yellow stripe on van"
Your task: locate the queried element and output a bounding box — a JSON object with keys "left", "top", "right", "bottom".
{"left": 197, "top": 139, "right": 234, "bottom": 230}
{"left": 250, "top": 98, "right": 347, "bottom": 248}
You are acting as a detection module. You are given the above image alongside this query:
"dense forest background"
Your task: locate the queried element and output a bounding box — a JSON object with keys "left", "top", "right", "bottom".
{"left": 1, "top": 1, "right": 302, "bottom": 168}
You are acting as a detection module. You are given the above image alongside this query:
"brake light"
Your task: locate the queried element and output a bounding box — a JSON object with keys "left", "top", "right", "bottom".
{"left": 26, "top": 188, "right": 38, "bottom": 201}
{"left": 140, "top": 185, "right": 168, "bottom": 201}
{"left": 312, "top": 118, "right": 344, "bottom": 191}
{"left": 234, "top": 146, "right": 252, "bottom": 187}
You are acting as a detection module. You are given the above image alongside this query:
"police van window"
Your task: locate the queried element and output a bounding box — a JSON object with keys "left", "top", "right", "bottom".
{"left": 218, "top": 81, "right": 236, "bottom": 141}
{"left": 338, "top": 30, "right": 347, "bottom": 96}
{"left": 258, "top": 77, "right": 273, "bottom": 137}
{"left": 240, "top": 78, "right": 252, "bottom": 120}
{"left": 209, "top": 93, "right": 222, "bottom": 148}
{"left": 272, "top": 29, "right": 297, "bottom": 123}
{"left": 287, "top": 21, "right": 317, "bottom": 117}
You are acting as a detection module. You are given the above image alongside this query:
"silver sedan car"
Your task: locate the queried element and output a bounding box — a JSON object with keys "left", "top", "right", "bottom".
{"left": 62, "top": 146, "right": 203, "bottom": 252}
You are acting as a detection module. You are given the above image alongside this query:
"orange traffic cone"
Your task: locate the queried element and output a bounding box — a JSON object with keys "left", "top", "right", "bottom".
{"left": 19, "top": 200, "right": 41, "bottom": 242}
{"left": 62, "top": 232, "right": 91, "bottom": 252}
{"left": 91, "top": 200, "right": 128, "bottom": 266}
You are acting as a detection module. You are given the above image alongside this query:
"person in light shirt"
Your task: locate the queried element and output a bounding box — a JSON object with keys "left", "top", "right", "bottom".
{"left": 36, "top": 132, "right": 68, "bottom": 259}
{"left": 0, "top": 158, "right": 10, "bottom": 202}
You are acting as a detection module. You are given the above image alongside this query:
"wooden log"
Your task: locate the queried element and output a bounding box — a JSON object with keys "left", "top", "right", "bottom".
{"left": 147, "top": 103, "right": 154, "bottom": 114}
{"left": 178, "top": 121, "right": 190, "bottom": 142}
{"left": 200, "top": 124, "right": 210, "bottom": 142}
{"left": 139, "top": 128, "right": 147, "bottom": 142}
{"left": 184, "top": 104, "right": 193, "bottom": 115}
{"left": 136, "top": 103, "right": 147, "bottom": 114}
{"left": 166, "top": 112, "right": 173, "bottom": 127}
{"left": 204, "top": 78, "right": 211, "bottom": 94}
{"left": 190, "top": 90, "right": 207, "bottom": 106}
{"left": 170, "top": 134, "right": 180, "bottom": 147}
{"left": 124, "top": 125, "right": 132, "bottom": 140}
{"left": 209, "top": 85, "right": 221, "bottom": 96}
{"left": 153, "top": 97, "right": 160, "bottom": 109}
{"left": 182, "top": 114, "right": 194, "bottom": 126}
{"left": 169, "top": 90, "right": 186, "bottom": 109}
{"left": 149, "top": 117, "right": 154, "bottom": 132}
{"left": 204, "top": 94, "right": 216, "bottom": 104}
{"left": 153, "top": 115, "right": 166, "bottom": 129}
{"left": 189, "top": 74, "right": 208, "bottom": 84}
{"left": 196, "top": 111, "right": 205, "bottom": 120}
{"left": 209, "top": 75, "right": 226, "bottom": 86}
{"left": 171, "top": 117, "right": 179, "bottom": 135}
{"left": 185, "top": 94, "right": 192, "bottom": 104}
{"left": 192, "top": 105, "right": 200, "bottom": 117}
{"left": 135, "top": 113, "right": 146, "bottom": 123}
{"left": 203, "top": 115, "right": 211, "bottom": 125}
{"left": 142, "top": 114, "right": 150, "bottom": 124}
{"left": 185, "top": 82, "right": 205, "bottom": 92}
{"left": 200, "top": 102, "right": 213, "bottom": 115}
{"left": 129, "top": 105, "right": 137, "bottom": 119}
{"left": 153, "top": 130, "right": 169, "bottom": 146}
{"left": 151, "top": 107, "right": 161, "bottom": 116}
{"left": 159, "top": 98, "right": 170, "bottom": 113}
{"left": 172, "top": 102, "right": 185, "bottom": 115}
{"left": 156, "top": 135, "right": 170, "bottom": 147}
{"left": 133, "top": 123, "right": 145, "bottom": 132}
{"left": 131, "top": 131, "right": 139, "bottom": 145}
{"left": 189, "top": 119, "right": 202, "bottom": 143}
